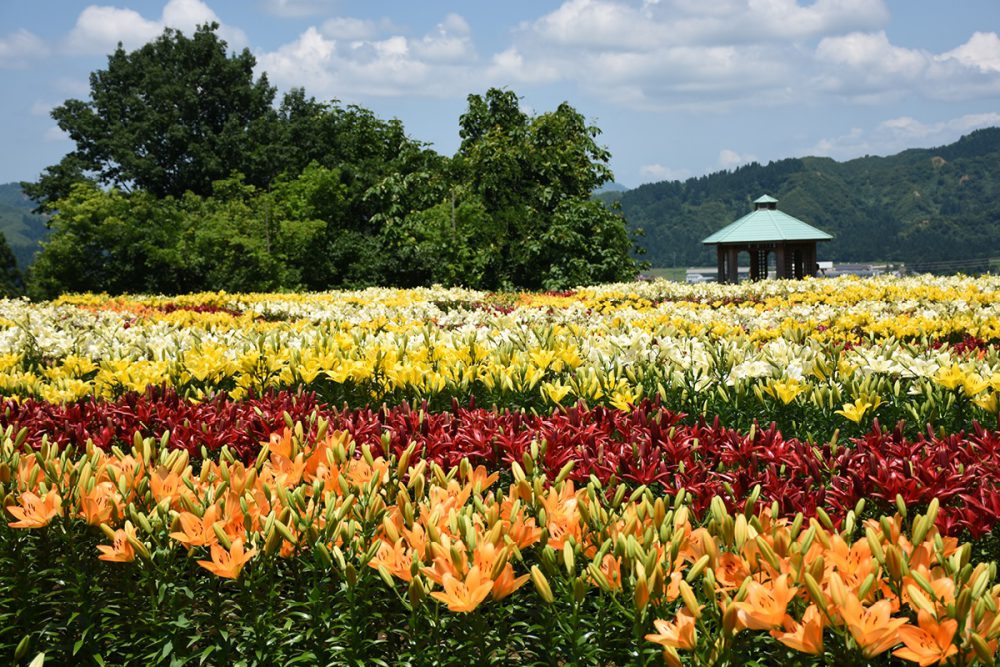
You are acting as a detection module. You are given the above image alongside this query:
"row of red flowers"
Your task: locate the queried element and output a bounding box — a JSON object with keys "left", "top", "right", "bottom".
{"left": 3, "top": 389, "right": 1000, "bottom": 538}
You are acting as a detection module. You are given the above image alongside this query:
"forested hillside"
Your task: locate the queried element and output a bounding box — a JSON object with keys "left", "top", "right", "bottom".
{"left": 615, "top": 128, "right": 1000, "bottom": 268}
{"left": 0, "top": 183, "right": 47, "bottom": 270}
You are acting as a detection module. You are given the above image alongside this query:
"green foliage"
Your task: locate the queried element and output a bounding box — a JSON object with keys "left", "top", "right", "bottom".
{"left": 177, "top": 175, "right": 326, "bottom": 293}
{"left": 25, "top": 23, "right": 277, "bottom": 206}
{"left": 454, "top": 89, "right": 638, "bottom": 289}
{"left": 27, "top": 184, "right": 186, "bottom": 298}
{"left": 28, "top": 175, "right": 326, "bottom": 299}
{"left": 620, "top": 127, "right": 1000, "bottom": 268}
{"left": 23, "top": 24, "right": 640, "bottom": 295}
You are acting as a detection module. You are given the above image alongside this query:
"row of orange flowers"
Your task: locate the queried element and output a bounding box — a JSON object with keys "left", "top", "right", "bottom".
{"left": 4, "top": 422, "right": 1000, "bottom": 665}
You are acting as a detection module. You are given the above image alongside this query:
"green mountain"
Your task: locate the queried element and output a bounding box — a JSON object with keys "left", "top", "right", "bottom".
{"left": 0, "top": 183, "right": 48, "bottom": 270}
{"left": 620, "top": 127, "right": 1000, "bottom": 269}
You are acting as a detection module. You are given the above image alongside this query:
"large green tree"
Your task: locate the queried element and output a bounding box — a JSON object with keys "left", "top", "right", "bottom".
{"left": 23, "top": 23, "right": 278, "bottom": 207}
{"left": 23, "top": 25, "right": 640, "bottom": 295}
{"left": 452, "top": 88, "right": 637, "bottom": 289}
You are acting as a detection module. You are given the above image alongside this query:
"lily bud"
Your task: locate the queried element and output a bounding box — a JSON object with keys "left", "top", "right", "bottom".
{"left": 678, "top": 580, "right": 701, "bottom": 619}
{"left": 531, "top": 565, "right": 555, "bottom": 604}
{"left": 971, "top": 633, "right": 993, "bottom": 663}
{"left": 907, "top": 585, "right": 936, "bottom": 615}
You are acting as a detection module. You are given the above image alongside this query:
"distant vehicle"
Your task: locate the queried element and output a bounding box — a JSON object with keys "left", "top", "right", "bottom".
{"left": 685, "top": 272, "right": 710, "bottom": 283}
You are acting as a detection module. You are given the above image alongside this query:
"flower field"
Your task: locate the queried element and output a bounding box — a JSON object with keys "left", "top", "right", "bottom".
{"left": 3, "top": 275, "right": 1000, "bottom": 665}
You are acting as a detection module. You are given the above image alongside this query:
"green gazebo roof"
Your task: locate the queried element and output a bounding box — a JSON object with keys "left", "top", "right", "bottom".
{"left": 702, "top": 195, "right": 832, "bottom": 245}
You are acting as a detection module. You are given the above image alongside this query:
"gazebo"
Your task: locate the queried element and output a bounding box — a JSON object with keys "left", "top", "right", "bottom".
{"left": 702, "top": 195, "right": 832, "bottom": 283}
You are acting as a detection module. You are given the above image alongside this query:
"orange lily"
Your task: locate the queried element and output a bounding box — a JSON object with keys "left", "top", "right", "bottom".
{"left": 465, "top": 465, "right": 499, "bottom": 493}
{"left": 840, "top": 595, "right": 907, "bottom": 657}
{"left": 715, "top": 552, "right": 750, "bottom": 590}
{"left": 197, "top": 538, "right": 257, "bottom": 579}
{"left": 78, "top": 481, "right": 121, "bottom": 525}
{"left": 646, "top": 609, "right": 697, "bottom": 651}
{"left": 732, "top": 574, "right": 798, "bottom": 631}
{"left": 771, "top": 605, "right": 824, "bottom": 655}
{"left": 149, "top": 467, "right": 195, "bottom": 509}
{"left": 504, "top": 509, "right": 543, "bottom": 550}
{"left": 369, "top": 538, "right": 414, "bottom": 582}
{"left": 893, "top": 610, "right": 958, "bottom": 666}
{"left": 97, "top": 521, "right": 138, "bottom": 562}
{"left": 169, "top": 505, "right": 221, "bottom": 547}
{"left": 598, "top": 553, "right": 623, "bottom": 591}
{"left": 491, "top": 562, "right": 530, "bottom": 601}
{"left": 430, "top": 565, "right": 494, "bottom": 613}
{"left": 6, "top": 489, "right": 62, "bottom": 528}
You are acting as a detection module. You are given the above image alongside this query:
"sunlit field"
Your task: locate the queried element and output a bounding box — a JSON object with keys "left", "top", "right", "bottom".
{"left": 4, "top": 274, "right": 1000, "bottom": 665}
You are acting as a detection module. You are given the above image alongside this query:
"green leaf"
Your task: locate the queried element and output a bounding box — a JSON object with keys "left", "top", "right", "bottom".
{"left": 159, "top": 640, "right": 173, "bottom": 661}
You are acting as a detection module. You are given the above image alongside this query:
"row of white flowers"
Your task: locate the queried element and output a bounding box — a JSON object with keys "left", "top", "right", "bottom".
{"left": 0, "top": 276, "right": 997, "bottom": 432}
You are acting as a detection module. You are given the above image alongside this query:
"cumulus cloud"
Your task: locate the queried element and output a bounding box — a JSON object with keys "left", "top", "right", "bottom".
{"left": 639, "top": 163, "right": 690, "bottom": 182}
{"left": 66, "top": 0, "right": 247, "bottom": 55}
{"left": 321, "top": 17, "right": 377, "bottom": 40}
{"left": 483, "top": 1, "right": 1000, "bottom": 111}
{"left": 809, "top": 112, "right": 1000, "bottom": 159}
{"left": 718, "top": 148, "right": 757, "bottom": 169}
{"left": 939, "top": 32, "right": 1000, "bottom": 73}
{"left": 258, "top": 13, "right": 478, "bottom": 98}
{"left": 262, "top": 0, "right": 337, "bottom": 18}
{"left": 488, "top": 0, "right": 893, "bottom": 111}
{"left": 814, "top": 29, "right": 1000, "bottom": 102}
{"left": 0, "top": 29, "right": 49, "bottom": 68}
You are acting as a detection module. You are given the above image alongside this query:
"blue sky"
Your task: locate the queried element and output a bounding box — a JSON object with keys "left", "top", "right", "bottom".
{"left": 1, "top": 0, "right": 999, "bottom": 187}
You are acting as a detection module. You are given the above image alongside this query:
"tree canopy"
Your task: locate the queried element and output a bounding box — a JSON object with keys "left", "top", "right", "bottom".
{"left": 25, "top": 24, "right": 278, "bottom": 207}
{"left": 23, "top": 25, "right": 640, "bottom": 298}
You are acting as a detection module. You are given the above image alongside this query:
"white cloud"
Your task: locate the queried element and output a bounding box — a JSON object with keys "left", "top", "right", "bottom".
{"left": 412, "top": 14, "right": 474, "bottom": 63}
{"left": 809, "top": 112, "right": 1000, "bottom": 159}
{"left": 814, "top": 30, "right": 1000, "bottom": 102}
{"left": 718, "top": 148, "right": 757, "bottom": 169}
{"left": 487, "top": 47, "right": 562, "bottom": 85}
{"left": 639, "top": 163, "right": 689, "bottom": 182}
{"left": 816, "top": 31, "right": 924, "bottom": 74}
{"left": 259, "top": 14, "right": 478, "bottom": 98}
{"left": 262, "top": 0, "right": 337, "bottom": 18}
{"left": 66, "top": 6, "right": 161, "bottom": 53}
{"left": 0, "top": 29, "right": 49, "bottom": 68}
{"left": 530, "top": 0, "right": 663, "bottom": 51}
{"left": 482, "top": 1, "right": 1000, "bottom": 111}
{"left": 66, "top": 0, "right": 247, "bottom": 55}
{"left": 492, "top": 0, "right": 891, "bottom": 111}
{"left": 940, "top": 32, "right": 1000, "bottom": 73}
{"left": 321, "top": 17, "right": 376, "bottom": 40}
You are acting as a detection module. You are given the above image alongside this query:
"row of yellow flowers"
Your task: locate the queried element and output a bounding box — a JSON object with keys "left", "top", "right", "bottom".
{"left": 4, "top": 421, "right": 1000, "bottom": 664}
{"left": 1, "top": 277, "right": 999, "bottom": 434}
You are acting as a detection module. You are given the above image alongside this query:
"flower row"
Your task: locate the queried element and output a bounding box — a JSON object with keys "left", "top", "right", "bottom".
{"left": 3, "top": 424, "right": 1000, "bottom": 665}
{"left": 5, "top": 390, "right": 1000, "bottom": 538}
{"left": 3, "top": 281, "right": 1000, "bottom": 436}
